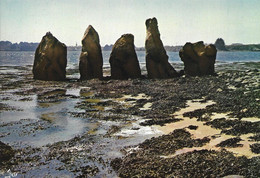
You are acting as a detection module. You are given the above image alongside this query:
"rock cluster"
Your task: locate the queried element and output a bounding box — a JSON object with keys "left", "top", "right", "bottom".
{"left": 33, "top": 18, "right": 218, "bottom": 81}
{"left": 179, "top": 41, "right": 217, "bottom": 76}
{"left": 145, "top": 17, "right": 178, "bottom": 79}
{"left": 109, "top": 34, "right": 141, "bottom": 79}
{"left": 33, "top": 32, "right": 67, "bottom": 81}
{"left": 79, "top": 25, "right": 103, "bottom": 80}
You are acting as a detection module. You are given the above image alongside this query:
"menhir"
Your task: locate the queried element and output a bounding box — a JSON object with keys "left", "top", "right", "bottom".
{"left": 79, "top": 25, "right": 103, "bottom": 80}
{"left": 109, "top": 34, "right": 141, "bottom": 79}
{"left": 179, "top": 41, "right": 217, "bottom": 76}
{"left": 33, "top": 32, "right": 67, "bottom": 81}
{"left": 145, "top": 17, "right": 178, "bottom": 79}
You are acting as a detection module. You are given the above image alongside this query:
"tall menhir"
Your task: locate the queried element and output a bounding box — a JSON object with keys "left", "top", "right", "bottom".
{"left": 33, "top": 32, "right": 67, "bottom": 81}
{"left": 145, "top": 17, "right": 178, "bottom": 79}
{"left": 79, "top": 25, "right": 103, "bottom": 80}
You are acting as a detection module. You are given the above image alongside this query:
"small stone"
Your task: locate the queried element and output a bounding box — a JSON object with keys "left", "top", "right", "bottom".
{"left": 187, "top": 125, "right": 198, "bottom": 130}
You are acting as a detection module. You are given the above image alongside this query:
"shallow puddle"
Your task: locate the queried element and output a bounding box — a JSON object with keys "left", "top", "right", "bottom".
{"left": 0, "top": 94, "right": 38, "bottom": 123}
{"left": 115, "top": 93, "right": 151, "bottom": 108}
{"left": 117, "top": 93, "right": 151, "bottom": 102}
{"left": 66, "top": 88, "right": 81, "bottom": 97}
{"left": 114, "top": 119, "right": 161, "bottom": 137}
{"left": 225, "top": 134, "right": 257, "bottom": 158}
{"left": 80, "top": 90, "right": 94, "bottom": 98}
{"left": 86, "top": 98, "right": 102, "bottom": 103}
{"left": 157, "top": 99, "right": 260, "bottom": 158}
{"left": 157, "top": 100, "right": 216, "bottom": 135}
{"left": 140, "top": 102, "right": 152, "bottom": 110}
{"left": 241, "top": 117, "right": 260, "bottom": 122}
{"left": 0, "top": 88, "right": 97, "bottom": 147}
{"left": 162, "top": 133, "right": 259, "bottom": 159}
{"left": 211, "top": 112, "right": 260, "bottom": 123}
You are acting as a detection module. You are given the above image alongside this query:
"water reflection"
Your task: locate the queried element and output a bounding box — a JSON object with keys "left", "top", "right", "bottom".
{"left": 0, "top": 88, "right": 91, "bottom": 147}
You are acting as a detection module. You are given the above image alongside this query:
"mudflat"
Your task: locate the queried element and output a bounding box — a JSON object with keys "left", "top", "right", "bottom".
{"left": 0, "top": 62, "right": 259, "bottom": 177}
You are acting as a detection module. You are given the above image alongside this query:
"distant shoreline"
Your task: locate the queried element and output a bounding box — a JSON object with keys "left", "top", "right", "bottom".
{"left": 0, "top": 41, "right": 260, "bottom": 52}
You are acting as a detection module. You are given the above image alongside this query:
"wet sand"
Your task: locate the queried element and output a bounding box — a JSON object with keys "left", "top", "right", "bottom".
{"left": 0, "top": 62, "right": 260, "bottom": 177}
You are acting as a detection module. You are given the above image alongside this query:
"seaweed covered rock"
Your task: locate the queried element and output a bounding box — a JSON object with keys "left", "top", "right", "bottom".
{"left": 179, "top": 41, "right": 217, "bottom": 76}
{"left": 79, "top": 25, "right": 103, "bottom": 80}
{"left": 109, "top": 34, "right": 141, "bottom": 79}
{"left": 33, "top": 32, "right": 67, "bottom": 81}
{"left": 0, "top": 141, "right": 15, "bottom": 165}
{"left": 145, "top": 17, "right": 178, "bottom": 79}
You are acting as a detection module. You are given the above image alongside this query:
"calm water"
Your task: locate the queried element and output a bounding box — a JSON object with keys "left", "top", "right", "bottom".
{"left": 0, "top": 51, "right": 259, "bottom": 68}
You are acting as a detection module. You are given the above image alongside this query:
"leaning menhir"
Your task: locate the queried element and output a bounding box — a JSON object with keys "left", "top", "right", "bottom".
{"left": 79, "top": 25, "right": 103, "bottom": 80}
{"left": 109, "top": 34, "right": 141, "bottom": 79}
{"left": 145, "top": 17, "right": 178, "bottom": 79}
{"left": 179, "top": 41, "right": 217, "bottom": 76}
{"left": 33, "top": 32, "right": 67, "bottom": 81}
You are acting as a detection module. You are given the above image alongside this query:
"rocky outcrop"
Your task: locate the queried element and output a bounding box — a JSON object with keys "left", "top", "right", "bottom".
{"left": 179, "top": 41, "right": 217, "bottom": 76}
{"left": 0, "top": 141, "right": 15, "bottom": 165}
{"left": 215, "top": 38, "right": 228, "bottom": 51}
{"left": 33, "top": 32, "right": 67, "bottom": 81}
{"left": 109, "top": 34, "right": 141, "bottom": 79}
{"left": 79, "top": 25, "right": 103, "bottom": 80}
{"left": 145, "top": 17, "right": 178, "bottom": 79}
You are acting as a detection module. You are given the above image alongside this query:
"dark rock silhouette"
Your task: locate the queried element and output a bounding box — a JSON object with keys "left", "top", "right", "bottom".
{"left": 33, "top": 32, "right": 67, "bottom": 81}
{"left": 103, "top": 44, "right": 113, "bottom": 51}
{"left": 79, "top": 25, "right": 103, "bottom": 80}
{"left": 0, "top": 141, "right": 15, "bottom": 165}
{"left": 215, "top": 38, "right": 228, "bottom": 51}
{"left": 145, "top": 17, "right": 178, "bottom": 79}
{"left": 109, "top": 34, "right": 141, "bottom": 79}
{"left": 179, "top": 41, "right": 217, "bottom": 76}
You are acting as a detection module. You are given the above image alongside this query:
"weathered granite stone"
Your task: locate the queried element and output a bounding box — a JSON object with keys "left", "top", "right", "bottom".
{"left": 179, "top": 41, "right": 217, "bottom": 76}
{"left": 33, "top": 32, "right": 67, "bottom": 81}
{"left": 109, "top": 34, "right": 141, "bottom": 79}
{"left": 145, "top": 17, "right": 178, "bottom": 79}
{"left": 79, "top": 25, "right": 103, "bottom": 80}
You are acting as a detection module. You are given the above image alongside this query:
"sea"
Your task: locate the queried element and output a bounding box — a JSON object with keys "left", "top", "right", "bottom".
{"left": 0, "top": 51, "right": 259, "bottom": 69}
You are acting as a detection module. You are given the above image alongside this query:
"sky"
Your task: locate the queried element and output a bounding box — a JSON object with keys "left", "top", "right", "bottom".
{"left": 0, "top": 0, "right": 260, "bottom": 47}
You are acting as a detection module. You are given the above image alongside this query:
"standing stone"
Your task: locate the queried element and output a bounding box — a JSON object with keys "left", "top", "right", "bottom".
{"left": 79, "top": 25, "right": 103, "bottom": 80}
{"left": 33, "top": 32, "right": 67, "bottom": 81}
{"left": 179, "top": 41, "right": 217, "bottom": 76}
{"left": 145, "top": 17, "right": 178, "bottom": 79}
{"left": 109, "top": 34, "right": 141, "bottom": 79}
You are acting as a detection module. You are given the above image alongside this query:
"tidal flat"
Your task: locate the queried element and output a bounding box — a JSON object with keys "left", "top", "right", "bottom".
{"left": 0, "top": 62, "right": 260, "bottom": 177}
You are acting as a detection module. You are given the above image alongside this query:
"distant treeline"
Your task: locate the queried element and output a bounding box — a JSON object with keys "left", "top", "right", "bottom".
{"left": 0, "top": 41, "right": 82, "bottom": 51}
{"left": 1, "top": 40, "right": 260, "bottom": 52}
{"left": 0, "top": 41, "right": 39, "bottom": 51}
{"left": 103, "top": 44, "right": 183, "bottom": 52}
{"left": 226, "top": 44, "right": 260, "bottom": 51}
